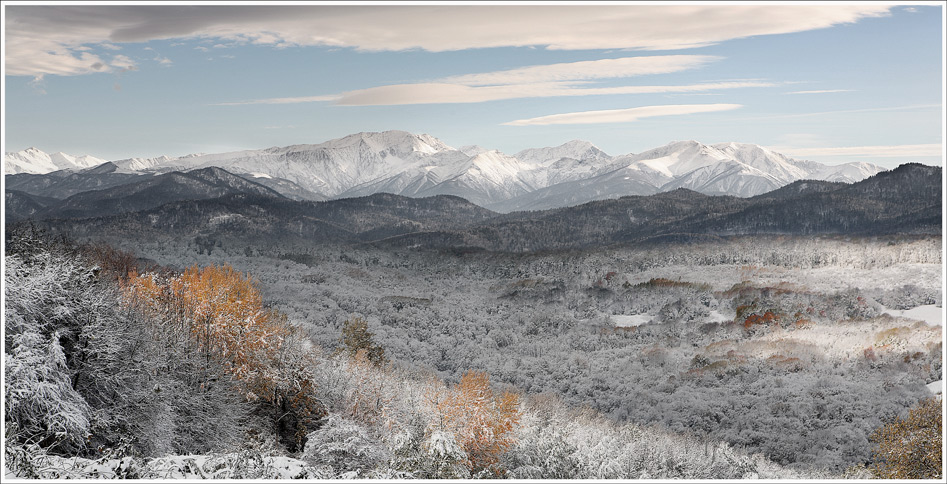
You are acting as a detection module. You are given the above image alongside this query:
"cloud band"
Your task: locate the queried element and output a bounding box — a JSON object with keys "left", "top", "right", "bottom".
{"left": 504, "top": 104, "right": 744, "bottom": 126}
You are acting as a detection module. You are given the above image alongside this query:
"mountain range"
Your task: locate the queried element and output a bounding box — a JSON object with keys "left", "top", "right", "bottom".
{"left": 12, "top": 162, "right": 942, "bottom": 254}
{"left": 5, "top": 130, "right": 885, "bottom": 212}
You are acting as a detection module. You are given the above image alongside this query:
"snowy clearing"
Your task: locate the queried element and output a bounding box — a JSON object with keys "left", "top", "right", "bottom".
{"left": 626, "top": 263, "right": 941, "bottom": 295}
{"left": 612, "top": 314, "right": 652, "bottom": 327}
{"left": 883, "top": 305, "right": 944, "bottom": 327}
{"left": 927, "top": 380, "right": 944, "bottom": 395}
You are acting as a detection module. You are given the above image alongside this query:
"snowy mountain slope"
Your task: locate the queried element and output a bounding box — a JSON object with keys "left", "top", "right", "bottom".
{"left": 514, "top": 140, "right": 620, "bottom": 188}
{"left": 149, "top": 131, "right": 465, "bottom": 198}
{"left": 7, "top": 132, "right": 894, "bottom": 212}
{"left": 810, "top": 161, "right": 885, "bottom": 183}
{"left": 628, "top": 140, "right": 733, "bottom": 178}
{"left": 658, "top": 160, "right": 785, "bottom": 197}
{"left": 711, "top": 142, "right": 810, "bottom": 182}
{"left": 244, "top": 173, "right": 327, "bottom": 201}
{"left": 4, "top": 148, "right": 108, "bottom": 174}
{"left": 492, "top": 162, "right": 661, "bottom": 212}
{"left": 113, "top": 155, "right": 180, "bottom": 172}
{"left": 514, "top": 140, "right": 612, "bottom": 168}
{"left": 410, "top": 150, "right": 538, "bottom": 207}
{"left": 492, "top": 140, "right": 891, "bottom": 209}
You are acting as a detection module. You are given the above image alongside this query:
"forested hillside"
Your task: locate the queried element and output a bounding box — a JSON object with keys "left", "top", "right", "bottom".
{"left": 5, "top": 227, "right": 844, "bottom": 479}
{"left": 4, "top": 165, "right": 943, "bottom": 480}
{"left": 25, "top": 163, "right": 941, "bottom": 253}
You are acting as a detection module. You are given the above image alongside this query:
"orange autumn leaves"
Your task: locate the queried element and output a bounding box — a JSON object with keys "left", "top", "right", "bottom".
{"left": 121, "top": 264, "right": 311, "bottom": 406}
{"left": 435, "top": 370, "right": 520, "bottom": 475}
{"left": 870, "top": 397, "right": 943, "bottom": 479}
{"left": 122, "top": 263, "right": 522, "bottom": 471}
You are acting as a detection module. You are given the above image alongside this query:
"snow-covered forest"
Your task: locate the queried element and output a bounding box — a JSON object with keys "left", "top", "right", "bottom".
{"left": 6, "top": 223, "right": 941, "bottom": 479}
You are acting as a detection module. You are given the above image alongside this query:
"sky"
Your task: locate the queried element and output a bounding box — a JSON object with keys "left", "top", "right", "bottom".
{"left": 2, "top": 2, "right": 944, "bottom": 168}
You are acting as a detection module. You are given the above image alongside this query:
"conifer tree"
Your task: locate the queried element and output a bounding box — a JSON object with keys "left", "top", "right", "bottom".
{"left": 338, "top": 317, "right": 386, "bottom": 366}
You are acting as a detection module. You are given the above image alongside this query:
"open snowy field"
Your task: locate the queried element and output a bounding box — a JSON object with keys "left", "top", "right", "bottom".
{"left": 626, "top": 262, "right": 942, "bottom": 295}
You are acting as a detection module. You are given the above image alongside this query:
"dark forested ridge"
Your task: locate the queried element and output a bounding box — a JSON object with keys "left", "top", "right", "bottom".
{"left": 15, "top": 163, "right": 940, "bottom": 252}
{"left": 5, "top": 162, "right": 145, "bottom": 199}
{"left": 6, "top": 166, "right": 287, "bottom": 220}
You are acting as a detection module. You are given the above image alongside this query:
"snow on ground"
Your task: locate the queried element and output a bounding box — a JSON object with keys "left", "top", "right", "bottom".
{"left": 626, "top": 263, "right": 941, "bottom": 295}
{"left": 927, "top": 380, "right": 944, "bottom": 395}
{"left": 612, "top": 314, "right": 652, "bottom": 327}
{"left": 6, "top": 453, "right": 316, "bottom": 480}
{"left": 706, "top": 310, "right": 731, "bottom": 323}
{"left": 148, "top": 455, "right": 313, "bottom": 479}
{"left": 745, "top": 317, "right": 943, "bottom": 362}
{"left": 882, "top": 305, "right": 944, "bottom": 327}
{"left": 611, "top": 311, "right": 729, "bottom": 327}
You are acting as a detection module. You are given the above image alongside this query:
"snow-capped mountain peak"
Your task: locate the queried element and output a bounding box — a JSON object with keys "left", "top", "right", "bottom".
{"left": 515, "top": 139, "right": 610, "bottom": 166}
{"left": 459, "top": 145, "right": 489, "bottom": 156}
{"left": 320, "top": 130, "right": 454, "bottom": 156}
{"left": 4, "top": 147, "right": 108, "bottom": 174}
{"left": 5, "top": 132, "right": 891, "bottom": 212}
{"left": 630, "top": 140, "right": 730, "bottom": 178}
{"left": 712, "top": 142, "right": 810, "bottom": 181}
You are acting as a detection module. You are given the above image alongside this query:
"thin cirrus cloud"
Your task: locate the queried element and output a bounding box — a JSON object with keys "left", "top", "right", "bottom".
{"left": 503, "top": 104, "right": 743, "bottom": 126}
{"left": 771, "top": 144, "right": 943, "bottom": 158}
{"left": 4, "top": 5, "right": 891, "bottom": 77}
{"left": 332, "top": 81, "right": 773, "bottom": 106}
{"left": 440, "top": 55, "right": 720, "bottom": 86}
{"left": 785, "top": 89, "right": 854, "bottom": 95}
{"left": 214, "top": 55, "right": 774, "bottom": 106}
{"left": 215, "top": 94, "right": 340, "bottom": 106}
{"left": 215, "top": 81, "right": 773, "bottom": 106}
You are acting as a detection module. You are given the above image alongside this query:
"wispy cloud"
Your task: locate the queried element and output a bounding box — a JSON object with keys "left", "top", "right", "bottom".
{"left": 214, "top": 55, "right": 774, "bottom": 106}
{"left": 503, "top": 104, "right": 743, "bottom": 126}
{"left": 218, "top": 81, "right": 773, "bottom": 106}
{"left": 785, "top": 89, "right": 854, "bottom": 94}
{"left": 5, "top": 5, "right": 892, "bottom": 77}
{"left": 333, "top": 81, "right": 773, "bottom": 106}
{"left": 441, "top": 55, "right": 720, "bottom": 86}
{"left": 110, "top": 54, "right": 137, "bottom": 71}
{"left": 28, "top": 75, "right": 47, "bottom": 95}
{"left": 770, "top": 143, "right": 942, "bottom": 158}
{"left": 213, "top": 94, "right": 340, "bottom": 106}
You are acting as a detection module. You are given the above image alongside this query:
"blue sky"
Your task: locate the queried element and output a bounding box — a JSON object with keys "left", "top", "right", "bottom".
{"left": 2, "top": 2, "right": 944, "bottom": 168}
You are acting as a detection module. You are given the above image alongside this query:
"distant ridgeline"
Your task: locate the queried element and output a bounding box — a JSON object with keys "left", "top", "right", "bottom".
{"left": 3, "top": 131, "right": 888, "bottom": 211}
{"left": 5, "top": 162, "right": 943, "bottom": 253}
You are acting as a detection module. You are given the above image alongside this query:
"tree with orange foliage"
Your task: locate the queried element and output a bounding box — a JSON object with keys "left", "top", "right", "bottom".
{"left": 121, "top": 264, "right": 325, "bottom": 450}
{"left": 869, "top": 396, "right": 943, "bottom": 479}
{"left": 435, "top": 370, "right": 520, "bottom": 477}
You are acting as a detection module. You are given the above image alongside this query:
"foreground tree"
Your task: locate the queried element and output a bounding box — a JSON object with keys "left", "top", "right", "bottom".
{"left": 435, "top": 370, "right": 520, "bottom": 477}
{"left": 869, "top": 396, "right": 943, "bottom": 479}
{"left": 5, "top": 233, "right": 248, "bottom": 458}
{"left": 123, "top": 264, "right": 325, "bottom": 451}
